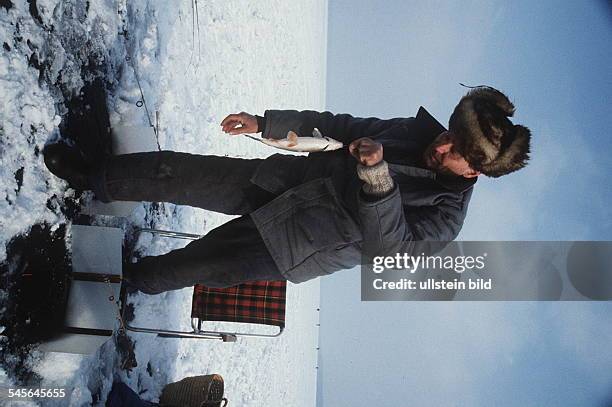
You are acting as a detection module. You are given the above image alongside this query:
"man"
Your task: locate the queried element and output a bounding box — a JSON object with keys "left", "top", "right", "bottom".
{"left": 45, "top": 86, "right": 531, "bottom": 294}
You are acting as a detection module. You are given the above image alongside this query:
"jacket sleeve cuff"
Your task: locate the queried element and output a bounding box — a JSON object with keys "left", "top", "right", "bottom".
{"left": 356, "top": 161, "right": 394, "bottom": 198}
{"left": 256, "top": 115, "right": 266, "bottom": 133}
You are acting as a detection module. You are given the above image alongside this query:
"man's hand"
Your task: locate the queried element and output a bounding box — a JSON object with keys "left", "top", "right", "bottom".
{"left": 220, "top": 112, "right": 258, "bottom": 135}
{"left": 349, "top": 137, "right": 384, "bottom": 166}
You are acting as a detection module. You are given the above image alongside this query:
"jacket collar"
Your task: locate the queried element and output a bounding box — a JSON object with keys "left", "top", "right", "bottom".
{"left": 392, "top": 106, "right": 477, "bottom": 193}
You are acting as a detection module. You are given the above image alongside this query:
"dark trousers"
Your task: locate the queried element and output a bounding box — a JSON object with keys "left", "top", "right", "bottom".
{"left": 100, "top": 151, "right": 285, "bottom": 294}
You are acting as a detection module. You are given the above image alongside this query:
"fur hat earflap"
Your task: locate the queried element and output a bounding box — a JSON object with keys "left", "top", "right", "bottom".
{"left": 449, "top": 86, "right": 531, "bottom": 177}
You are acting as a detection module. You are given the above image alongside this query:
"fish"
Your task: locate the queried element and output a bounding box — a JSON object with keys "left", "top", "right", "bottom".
{"left": 243, "top": 128, "right": 344, "bottom": 153}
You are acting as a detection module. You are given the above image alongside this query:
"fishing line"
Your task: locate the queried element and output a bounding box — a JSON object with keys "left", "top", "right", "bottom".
{"left": 243, "top": 134, "right": 262, "bottom": 143}
{"left": 184, "top": 0, "right": 201, "bottom": 74}
{"left": 125, "top": 54, "right": 161, "bottom": 152}
{"left": 118, "top": 6, "right": 162, "bottom": 152}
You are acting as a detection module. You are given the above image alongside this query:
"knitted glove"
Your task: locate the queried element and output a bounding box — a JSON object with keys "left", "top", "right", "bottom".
{"left": 356, "top": 160, "right": 394, "bottom": 198}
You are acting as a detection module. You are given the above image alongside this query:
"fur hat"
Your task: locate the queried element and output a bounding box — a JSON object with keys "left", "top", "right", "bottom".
{"left": 448, "top": 86, "right": 531, "bottom": 177}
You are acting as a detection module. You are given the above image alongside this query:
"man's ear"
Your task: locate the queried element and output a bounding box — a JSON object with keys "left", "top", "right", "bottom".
{"left": 435, "top": 142, "right": 453, "bottom": 154}
{"left": 463, "top": 169, "right": 480, "bottom": 178}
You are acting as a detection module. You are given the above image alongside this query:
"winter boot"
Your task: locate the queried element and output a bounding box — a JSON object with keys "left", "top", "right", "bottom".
{"left": 43, "top": 143, "right": 92, "bottom": 190}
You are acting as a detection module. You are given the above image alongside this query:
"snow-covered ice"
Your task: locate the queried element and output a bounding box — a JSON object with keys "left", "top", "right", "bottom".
{"left": 1, "top": 0, "right": 327, "bottom": 405}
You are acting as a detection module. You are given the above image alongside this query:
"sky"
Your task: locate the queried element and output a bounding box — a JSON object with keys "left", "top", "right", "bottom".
{"left": 318, "top": 1, "right": 612, "bottom": 406}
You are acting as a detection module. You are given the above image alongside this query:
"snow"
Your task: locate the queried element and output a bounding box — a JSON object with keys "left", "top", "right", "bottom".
{"left": 1, "top": 0, "right": 327, "bottom": 405}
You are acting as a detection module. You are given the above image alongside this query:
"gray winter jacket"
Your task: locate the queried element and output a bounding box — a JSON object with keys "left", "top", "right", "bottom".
{"left": 249, "top": 107, "right": 476, "bottom": 283}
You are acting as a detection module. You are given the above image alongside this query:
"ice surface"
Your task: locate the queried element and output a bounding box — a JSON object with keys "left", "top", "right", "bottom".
{"left": 0, "top": 0, "right": 326, "bottom": 405}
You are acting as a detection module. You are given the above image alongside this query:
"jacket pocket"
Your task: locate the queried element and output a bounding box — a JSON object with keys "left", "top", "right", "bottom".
{"left": 283, "top": 243, "right": 363, "bottom": 283}
{"left": 252, "top": 178, "right": 362, "bottom": 273}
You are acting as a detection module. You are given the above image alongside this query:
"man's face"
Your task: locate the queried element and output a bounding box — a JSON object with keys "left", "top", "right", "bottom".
{"left": 424, "top": 132, "right": 480, "bottom": 178}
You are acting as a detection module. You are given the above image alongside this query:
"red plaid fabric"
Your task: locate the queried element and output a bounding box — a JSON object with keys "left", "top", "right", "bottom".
{"left": 192, "top": 281, "right": 286, "bottom": 328}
